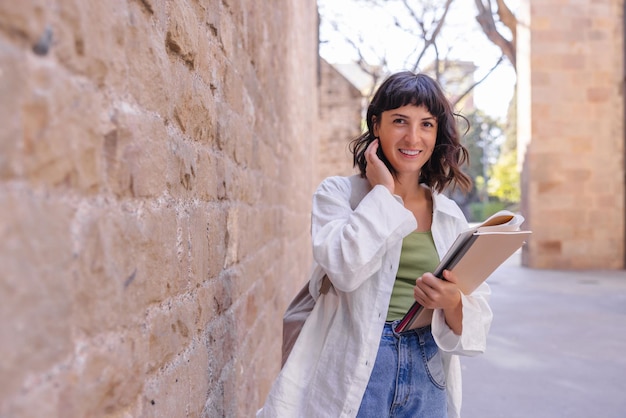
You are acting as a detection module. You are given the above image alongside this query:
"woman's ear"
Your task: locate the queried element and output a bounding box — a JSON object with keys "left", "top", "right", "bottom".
{"left": 372, "top": 116, "right": 379, "bottom": 138}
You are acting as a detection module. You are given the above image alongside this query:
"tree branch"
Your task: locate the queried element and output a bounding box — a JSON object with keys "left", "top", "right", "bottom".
{"left": 409, "top": 0, "right": 454, "bottom": 72}
{"left": 452, "top": 55, "right": 505, "bottom": 108}
{"left": 474, "top": 0, "right": 516, "bottom": 70}
{"left": 495, "top": 0, "right": 517, "bottom": 39}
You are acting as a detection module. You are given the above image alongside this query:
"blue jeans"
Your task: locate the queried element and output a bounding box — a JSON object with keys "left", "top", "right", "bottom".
{"left": 356, "top": 321, "right": 448, "bottom": 418}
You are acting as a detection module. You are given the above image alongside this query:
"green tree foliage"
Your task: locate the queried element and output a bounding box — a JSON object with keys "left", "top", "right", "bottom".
{"left": 488, "top": 149, "right": 520, "bottom": 203}
{"left": 487, "top": 90, "right": 520, "bottom": 203}
{"left": 448, "top": 109, "right": 503, "bottom": 221}
{"left": 460, "top": 109, "right": 503, "bottom": 201}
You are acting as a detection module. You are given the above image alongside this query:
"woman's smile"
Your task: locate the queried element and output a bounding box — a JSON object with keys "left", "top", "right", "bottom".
{"left": 399, "top": 148, "right": 422, "bottom": 157}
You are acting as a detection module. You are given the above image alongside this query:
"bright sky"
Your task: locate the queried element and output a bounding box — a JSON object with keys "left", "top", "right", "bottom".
{"left": 318, "top": 0, "right": 518, "bottom": 120}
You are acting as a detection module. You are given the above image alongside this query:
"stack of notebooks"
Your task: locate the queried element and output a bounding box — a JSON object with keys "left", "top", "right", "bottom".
{"left": 395, "top": 210, "right": 532, "bottom": 332}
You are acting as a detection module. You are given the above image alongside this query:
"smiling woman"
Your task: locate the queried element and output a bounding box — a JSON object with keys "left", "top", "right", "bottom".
{"left": 257, "top": 71, "right": 493, "bottom": 418}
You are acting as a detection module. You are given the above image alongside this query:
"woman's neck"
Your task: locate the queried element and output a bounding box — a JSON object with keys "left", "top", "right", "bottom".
{"left": 393, "top": 173, "right": 425, "bottom": 202}
{"left": 394, "top": 175, "right": 433, "bottom": 232}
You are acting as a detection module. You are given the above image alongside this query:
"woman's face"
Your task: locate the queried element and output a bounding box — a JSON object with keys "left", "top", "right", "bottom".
{"left": 373, "top": 104, "right": 437, "bottom": 177}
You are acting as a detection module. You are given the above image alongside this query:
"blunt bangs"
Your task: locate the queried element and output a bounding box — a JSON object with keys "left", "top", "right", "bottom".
{"left": 374, "top": 74, "right": 446, "bottom": 119}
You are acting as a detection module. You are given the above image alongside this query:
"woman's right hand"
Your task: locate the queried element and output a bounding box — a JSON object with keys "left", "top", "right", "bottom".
{"left": 365, "top": 139, "right": 395, "bottom": 194}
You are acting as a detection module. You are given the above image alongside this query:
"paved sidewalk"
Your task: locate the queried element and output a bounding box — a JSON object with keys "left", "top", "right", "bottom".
{"left": 460, "top": 252, "right": 626, "bottom": 418}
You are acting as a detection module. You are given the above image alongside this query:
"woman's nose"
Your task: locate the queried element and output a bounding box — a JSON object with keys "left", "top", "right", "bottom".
{"left": 406, "top": 124, "right": 420, "bottom": 143}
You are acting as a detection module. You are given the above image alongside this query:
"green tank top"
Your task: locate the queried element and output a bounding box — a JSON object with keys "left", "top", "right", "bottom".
{"left": 386, "top": 231, "right": 440, "bottom": 321}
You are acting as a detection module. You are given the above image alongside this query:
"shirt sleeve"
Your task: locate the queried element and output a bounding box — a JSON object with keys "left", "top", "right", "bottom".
{"left": 432, "top": 282, "right": 493, "bottom": 356}
{"left": 310, "top": 177, "right": 417, "bottom": 293}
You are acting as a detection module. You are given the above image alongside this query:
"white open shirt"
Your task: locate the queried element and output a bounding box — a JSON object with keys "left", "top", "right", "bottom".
{"left": 258, "top": 175, "right": 493, "bottom": 418}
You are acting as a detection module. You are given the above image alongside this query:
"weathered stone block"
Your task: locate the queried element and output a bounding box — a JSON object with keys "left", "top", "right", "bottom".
{"left": 0, "top": 191, "right": 74, "bottom": 399}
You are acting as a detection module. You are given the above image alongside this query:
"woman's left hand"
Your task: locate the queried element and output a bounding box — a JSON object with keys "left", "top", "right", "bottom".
{"left": 413, "top": 270, "right": 461, "bottom": 310}
{"left": 414, "top": 269, "right": 463, "bottom": 334}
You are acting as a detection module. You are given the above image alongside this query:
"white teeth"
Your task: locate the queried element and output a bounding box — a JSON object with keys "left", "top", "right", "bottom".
{"left": 400, "top": 149, "right": 420, "bottom": 156}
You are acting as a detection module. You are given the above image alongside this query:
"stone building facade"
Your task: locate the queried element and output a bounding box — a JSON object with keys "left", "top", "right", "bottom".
{"left": 316, "top": 58, "right": 362, "bottom": 186}
{"left": 517, "top": 0, "right": 625, "bottom": 269}
{"left": 0, "top": 1, "right": 318, "bottom": 417}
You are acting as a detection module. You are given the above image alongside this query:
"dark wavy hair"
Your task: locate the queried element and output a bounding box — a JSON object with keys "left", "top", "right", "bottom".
{"left": 350, "top": 71, "right": 472, "bottom": 194}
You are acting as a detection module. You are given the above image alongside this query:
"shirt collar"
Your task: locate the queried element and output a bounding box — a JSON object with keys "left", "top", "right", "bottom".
{"left": 431, "top": 190, "right": 466, "bottom": 221}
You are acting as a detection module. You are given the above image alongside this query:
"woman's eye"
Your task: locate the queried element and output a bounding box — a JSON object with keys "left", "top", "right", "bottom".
{"left": 393, "top": 118, "right": 406, "bottom": 124}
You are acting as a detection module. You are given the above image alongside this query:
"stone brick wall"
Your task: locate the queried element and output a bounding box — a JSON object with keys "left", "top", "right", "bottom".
{"left": 517, "top": 0, "right": 625, "bottom": 269}
{"left": 316, "top": 59, "right": 362, "bottom": 185}
{"left": 0, "top": 1, "right": 318, "bottom": 417}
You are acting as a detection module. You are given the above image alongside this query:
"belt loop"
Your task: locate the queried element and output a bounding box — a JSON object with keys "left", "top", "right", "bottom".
{"left": 417, "top": 327, "right": 426, "bottom": 346}
{"left": 391, "top": 320, "right": 402, "bottom": 337}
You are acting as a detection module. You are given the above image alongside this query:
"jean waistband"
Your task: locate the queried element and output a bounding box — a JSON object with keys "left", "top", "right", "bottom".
{"left": 384, "top": 320, "right": 432, "bottom": 338}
